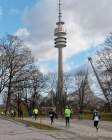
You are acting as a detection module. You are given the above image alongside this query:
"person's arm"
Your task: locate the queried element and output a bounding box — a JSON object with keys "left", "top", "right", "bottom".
{"left": 92, "top": 114, "right": 94, "bottom": 120}
{"left": 99, "top": 114, "right": 101, "bottom": 120}
{"left": 49, "top": 111, "right": 51, "bottom": 115}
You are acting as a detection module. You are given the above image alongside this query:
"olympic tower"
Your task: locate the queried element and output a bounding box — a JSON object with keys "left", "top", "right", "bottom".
{"left": 54, "top": 0, "right": 67, "bottom": 115}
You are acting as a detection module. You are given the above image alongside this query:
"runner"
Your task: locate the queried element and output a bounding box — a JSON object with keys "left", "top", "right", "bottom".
{"left": 49, "top": 108, "right": 55, "bottom": 125}
{"left": 19, "top": 109, "right": 23, "bottom": 119}
{"left": 64, "top": 106, "right": 71, "bottom": 127}
{"left": 33, "top": 108, "right": 39, "bottom": 120}
{"left": 93, "top": 110, "right": 101, "bottom": 131}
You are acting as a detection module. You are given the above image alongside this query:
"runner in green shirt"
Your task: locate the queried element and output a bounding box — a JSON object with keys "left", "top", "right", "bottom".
{"left": 64, "top": 106, "right": 71, "bottom": 127}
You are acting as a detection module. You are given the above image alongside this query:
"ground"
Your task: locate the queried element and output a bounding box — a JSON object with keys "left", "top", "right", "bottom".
{"left": 0, "top": 117, "right": 112, "bottom": 140}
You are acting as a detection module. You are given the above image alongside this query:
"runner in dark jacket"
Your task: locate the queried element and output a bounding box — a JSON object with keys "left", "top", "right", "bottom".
{"left": 49, "top": 109, "right": 55, "bottom": 125}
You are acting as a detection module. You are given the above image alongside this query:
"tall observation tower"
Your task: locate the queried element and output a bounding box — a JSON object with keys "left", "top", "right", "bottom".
{"left": 54, "top": 0, "right": 67, "bottom": 115}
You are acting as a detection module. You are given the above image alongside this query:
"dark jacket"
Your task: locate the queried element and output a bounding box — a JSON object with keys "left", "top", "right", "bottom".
{"left": 49, "top": 111, "right": 55, "bottom": 118}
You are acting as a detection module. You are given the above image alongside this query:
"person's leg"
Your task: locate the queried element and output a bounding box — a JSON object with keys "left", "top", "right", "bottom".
{"left": 51, "top": 117, "right": 53, "bottom": 125}
{"left": 94, "top": 121, "right": 98, "bottom": 131}
{"left": 20, "top": 113, "right": 23, "bottom": 120}
{"left": 36, "top": 114, "right": 38, "bottom": 120}
{"left": 96, "top": 121, "right": 99, "bottom": 131}
{"left": 34, "top": 114, "right": 36, "bottom": 120}
{"left": 52, "top": 117, "right": 54, "bottom": 124}
{"left": 66, "top": 117, "right": 67, "bottom": 126}
{"left": 68, "top": 117, "right": 70, "bottom": 126}
{"left": 94, "top": 121, "right": 96, "bottom": 128}
{"left": 67, "top": 117, "right": 70, "bottom": 126}
{"left": 50, "top": 117, "right": 52, "bottom": 124}
{"left": 66, "top": 117, "right": 69, "bottom": 127}
{"left": 22, "top": 113, "right": 23, "bottom": 120}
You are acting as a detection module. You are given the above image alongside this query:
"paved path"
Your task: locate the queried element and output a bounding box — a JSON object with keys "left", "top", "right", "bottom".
{"left": 25, "top": 117, "right": 112, "bottom": 140}
{"left": 0, "top": 118, "right": 86, "bottom": 140}
{"left": 0, "top": 117, "right": 112, "bottom": 140}
{"left": 0, "top": 118, "right": 56, "bottom": 140}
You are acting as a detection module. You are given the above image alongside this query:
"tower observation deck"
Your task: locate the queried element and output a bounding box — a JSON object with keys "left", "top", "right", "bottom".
{"left": 54, "top": 0, "right": 67, "bottom": 115}
{"left": 54, "top": 23, "right": 66, "bottom": 48}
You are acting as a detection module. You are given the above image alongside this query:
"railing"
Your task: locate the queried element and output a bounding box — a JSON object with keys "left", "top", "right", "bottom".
{"left": 54, "top": 27, "right": 66, "bottom": 34}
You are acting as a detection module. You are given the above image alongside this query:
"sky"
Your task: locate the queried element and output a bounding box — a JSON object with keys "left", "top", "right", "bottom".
{"left": 0, "top": 0, "right": 112, "bottom": 74}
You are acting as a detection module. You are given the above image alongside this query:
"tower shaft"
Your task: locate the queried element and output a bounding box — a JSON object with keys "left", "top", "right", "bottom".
{"left": 57, "top": 48, "right": 64, "bottom": 115}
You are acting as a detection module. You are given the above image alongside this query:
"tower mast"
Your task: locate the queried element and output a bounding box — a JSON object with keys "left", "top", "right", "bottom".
{"left": 59, "top": 0, "right": 62, "bottom": 22}
{"left": 54, "top": 0, "right": 67, "bottom": 115}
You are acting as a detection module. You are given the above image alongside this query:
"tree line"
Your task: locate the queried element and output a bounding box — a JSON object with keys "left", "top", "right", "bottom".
{"left": 0, "top": 34, "right": 112, "bottom": 116}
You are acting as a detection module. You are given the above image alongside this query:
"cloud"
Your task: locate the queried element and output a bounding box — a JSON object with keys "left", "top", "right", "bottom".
{"left": 64, "top": 0, "right": 112, "bottom": 37}
{"left": 16, "top": 0, "right": 112, "bottom": 72}
{"left": 16, "top": 28, "right": 30, "bottom": 39}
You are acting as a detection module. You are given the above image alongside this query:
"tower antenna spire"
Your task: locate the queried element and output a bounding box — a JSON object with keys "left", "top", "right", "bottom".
{"left": 58, "top": 0, "right": 62, "bottom": 22}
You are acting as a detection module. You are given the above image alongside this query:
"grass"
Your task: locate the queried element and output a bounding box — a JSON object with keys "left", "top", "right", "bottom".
{"left": 81, "top": 112, "right": 112, "bottom": 121}
{"left": 100, "top": 112, "right": 112, "bottom": 121}
{"left": 16, "top": 119, "right": 59, "bottom": 130}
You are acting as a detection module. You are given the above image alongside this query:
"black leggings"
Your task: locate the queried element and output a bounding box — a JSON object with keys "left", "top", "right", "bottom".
{"left": 94, "top": 121, "right": 99, "bottom": 128}
{"left": 34, "top": 114, "right": 38, "bottom": 120}
{"left": 50, "top": 117, "right": 54, "bottom": 124}
{"left": 65, "top": 117, "right": 70, "bottom": 126}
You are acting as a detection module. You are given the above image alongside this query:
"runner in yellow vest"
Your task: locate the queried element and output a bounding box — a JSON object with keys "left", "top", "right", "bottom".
{"left": 64, "top": 106, "right": 71, "bottom": 127}
{"left": 33, "top": 108, "right": 39, "bottom": 120}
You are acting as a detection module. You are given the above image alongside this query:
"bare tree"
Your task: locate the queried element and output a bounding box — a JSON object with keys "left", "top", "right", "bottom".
{"left": 30, "top": 68, "right": 46, "bottom": 109}
{"left": 95, "top": 33, "right": 112, "bottom": 111}
{"left": 0, "top": 54, "right": 9, "bottom": 94}
{"left": 73, "top": 67, "right": 88, "bottom": 112}
{"left": 63, "top": 72, "right": 74, "bottom": 106}
{"left": 0, "top": 35, "right": 34, "bottom": 114}
{"left": 44, "top": 72, "right": 57, "bottom": 107}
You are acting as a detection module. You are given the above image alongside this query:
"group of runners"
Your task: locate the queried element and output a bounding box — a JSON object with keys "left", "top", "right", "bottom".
{"left": 1, "top": 107, "right": 39, "bottom": 120}
{"left": 48, "top": 106, "right": 73, "bottom": 127}
{"left": 49, "top": 106, "right": 101, "bottom": 131}
{"left": 1, "top": 106, "right": 101, "bottom": 131}
{"left": 9, "top": 109, "right": 23, "bottom": 119}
